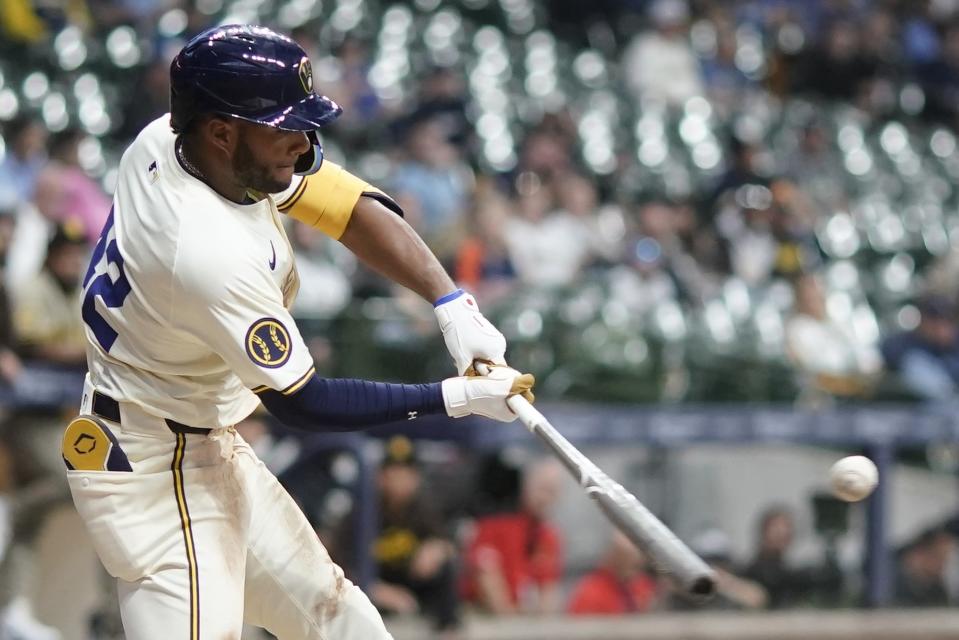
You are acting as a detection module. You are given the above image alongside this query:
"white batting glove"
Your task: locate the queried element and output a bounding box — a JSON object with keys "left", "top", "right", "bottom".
{"left": 442, "top": 366, "right": 535, "bottom": 422}
{"left": 434, "top": 289, "right": 507, "bottom": 375}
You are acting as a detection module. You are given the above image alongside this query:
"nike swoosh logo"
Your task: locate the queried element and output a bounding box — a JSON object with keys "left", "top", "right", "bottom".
{"left": 269, "top": 241, "right": 276, "bottom": 271}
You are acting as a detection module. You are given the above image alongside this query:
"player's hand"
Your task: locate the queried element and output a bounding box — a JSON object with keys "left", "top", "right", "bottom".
{"left": 465, "top": 360, "right": 534, "bottom": 404}
{"left": 434, "top": 289, "right": 507, "bottom": 375}
{"left": 442, "top": 365, "right": 535, "bottom": 422}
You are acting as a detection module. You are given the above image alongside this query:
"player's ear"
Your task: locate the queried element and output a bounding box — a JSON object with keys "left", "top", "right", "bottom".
{"left": 205, "top": 116, "right": 238, "bottom": 155}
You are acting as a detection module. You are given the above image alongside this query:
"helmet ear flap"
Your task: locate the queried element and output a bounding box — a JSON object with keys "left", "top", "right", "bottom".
{"left": 294, "top": 131, "right": 324, "bottom": 176}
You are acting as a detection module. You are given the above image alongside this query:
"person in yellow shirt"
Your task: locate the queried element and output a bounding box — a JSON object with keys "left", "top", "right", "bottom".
{"left": 13, "top": 220, "right": 88, "bottom": 367}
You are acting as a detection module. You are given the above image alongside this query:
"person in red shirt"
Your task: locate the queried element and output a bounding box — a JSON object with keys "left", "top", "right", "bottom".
{"left": 567, "top": 530, "right": 659, "bottom": 615}
{"left": 462, "top": 459, "right": 564, "bottom": 614}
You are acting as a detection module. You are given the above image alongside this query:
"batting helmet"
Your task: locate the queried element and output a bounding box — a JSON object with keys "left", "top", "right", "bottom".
{"left": 169, "top": 24, "right": 341, "bottom": 175}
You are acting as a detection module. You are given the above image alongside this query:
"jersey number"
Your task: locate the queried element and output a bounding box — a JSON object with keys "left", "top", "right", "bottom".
{"left": 82, "top": 209, "right": 131, "bottom": 352}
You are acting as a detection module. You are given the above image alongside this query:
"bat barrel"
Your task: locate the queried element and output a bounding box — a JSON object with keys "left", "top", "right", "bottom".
{"left": 507, "top": 395, "right": 717, "bottom": 600}
{"left": 592, "top": 489, "right": 717, "bottom": 599}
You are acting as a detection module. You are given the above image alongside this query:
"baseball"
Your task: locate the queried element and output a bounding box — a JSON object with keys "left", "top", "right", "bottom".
{"left": 829, "top": 456, "right": 879, "bottom": 502}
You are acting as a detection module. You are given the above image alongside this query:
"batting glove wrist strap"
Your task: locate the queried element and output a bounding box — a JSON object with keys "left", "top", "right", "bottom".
{"left": 441, "top": 378, "right": 471, "bottom": 418}
{"left": 434, "top": 290, "right": 507, "bottom": 375}
{"left": 433, "top": 289, "right": 466, "bottom": 307}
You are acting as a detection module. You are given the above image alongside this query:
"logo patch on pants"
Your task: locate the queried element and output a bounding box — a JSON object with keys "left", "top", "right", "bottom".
{"left": 62, "top": 415, "right": 133, "bottom": 472}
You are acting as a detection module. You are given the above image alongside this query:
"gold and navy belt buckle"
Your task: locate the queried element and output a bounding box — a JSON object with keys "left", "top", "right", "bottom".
{"left": 62, "top": 414, "right": 133, "bottom": 472}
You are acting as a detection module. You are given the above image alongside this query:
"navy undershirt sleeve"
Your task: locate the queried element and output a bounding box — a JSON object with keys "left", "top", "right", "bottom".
{"left": 259, "top": 374, "right": 446, "bottom": 432}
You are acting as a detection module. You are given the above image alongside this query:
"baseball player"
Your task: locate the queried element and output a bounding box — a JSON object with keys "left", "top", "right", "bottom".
{"left": 62, "top": 25, "right": 533, "bottom": 640}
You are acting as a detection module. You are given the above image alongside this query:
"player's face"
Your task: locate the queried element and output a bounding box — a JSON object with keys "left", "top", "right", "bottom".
{"left": 232, "top": 122, "right": 311, "bottom": 194}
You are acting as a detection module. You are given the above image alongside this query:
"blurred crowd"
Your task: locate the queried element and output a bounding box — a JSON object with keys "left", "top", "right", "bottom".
{"left": 241, "top": 431, "right": 959, "bottom": 638}
{"left": 6, "top": 0, "right": 959, "bottom": 402}
{"left": 2, "top": 0, "right": 959, "bottom": 636}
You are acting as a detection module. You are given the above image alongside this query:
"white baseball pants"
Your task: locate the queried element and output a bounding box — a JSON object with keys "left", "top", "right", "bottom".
{"left": 64, "top": 384, "right": 393, "bottom": 640}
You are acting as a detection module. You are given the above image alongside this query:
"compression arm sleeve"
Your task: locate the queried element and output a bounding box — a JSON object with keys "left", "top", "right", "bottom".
{"left": 258, "top": 373, "right": 446, "bottom": 431}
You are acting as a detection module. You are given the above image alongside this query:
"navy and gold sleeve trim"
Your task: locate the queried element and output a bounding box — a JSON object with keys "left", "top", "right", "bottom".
{"left": 277, "top": 177, "right": 309, "bottom": 212}
{"left": 251, "top": 366, "right": 316, "bottom": 396}
{"left": 282, "top": 366, "right": 316, "bottom": 395}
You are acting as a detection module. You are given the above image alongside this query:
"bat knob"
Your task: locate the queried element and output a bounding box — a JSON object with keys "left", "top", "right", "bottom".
{"left": 689, "top": 574, "right": 718, "bottom": 600}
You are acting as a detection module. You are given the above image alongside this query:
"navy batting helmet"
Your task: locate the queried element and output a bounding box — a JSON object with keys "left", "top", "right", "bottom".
{"left": 170, "top": 25, "right": 341, "bottom": 174}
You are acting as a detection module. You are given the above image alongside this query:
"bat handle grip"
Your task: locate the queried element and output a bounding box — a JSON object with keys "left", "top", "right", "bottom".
{"left": 507, "top": 394, "right": 540, "bottom": 431}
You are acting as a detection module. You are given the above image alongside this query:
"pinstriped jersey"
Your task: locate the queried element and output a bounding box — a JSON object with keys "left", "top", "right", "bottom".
{"left": 82, "top": 114, "right": 333, "bottom": 428}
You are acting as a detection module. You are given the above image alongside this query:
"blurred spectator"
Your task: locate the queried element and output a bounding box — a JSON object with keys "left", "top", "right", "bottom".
{"left": 673, "top": 528, "right": 767, "bottom": 611}
{"left": 701, "top": 20, "right": 756, "bottom": 106}
{"left": 406, "top": 66, "right": 471, "bottom": 150}
{"left": 607, "top": 237, "right": 677, "bottom": 315}
{"left": 468, "top": 452, "right": 522, "bottom": 518}
{"left": 622, "top": 0, "right": 703, "bottom": 107}
{"left": 3, "top": 0, "right": 93, "bottom": 40}
{"left": 716, "top": 180, "right": 819, "bottom": 288}
{"left": 0, "top": 194, "right": 21, "bottom": 385}
{"left": 894, "top": 525, "right": 955, "bottom": 607}
{"left": 454, "top": 185, "right": 515, "bottom": 296}
{"left": 118, "top": 55, "right": 172, "bottom": 143}
{"left": 794, "top": 19, "right": 877, "bottom": 102}
{"left": 715, "top": 184, "right": 778, "bottom": 286}
{"left": 335, "top": 437, "right": 460, "bottom": 633}
{"left": 766, "top": 179, "right": 819, "bottom": 279}
{"left": 919, "top": 22, "right": 959, "bottom": 125}
{"left": 390, "top": 117, "right": 471, "bottom": 257}
{"left": 289, "top": 222, "right": 353, "bottom": 321}
{"left": 926, "top": 245, "right": 959, "bottom": 300}
{"left": 860, "top": 7, "right": 901, "bottom": 71}
{"left": 742, "top": 505, "right": 842, "bottom": 609}
{"left": 462, "top": 459, "right": 564, "bottom": 615}
{"left": 0, "top": 409, "right": 76, "bottom": 640}
{"left": 567, "top": 530, "right": 659, "bottom": 615}
{"left": 554, "top": 173, "right": 622, "bottom": 263}
{"left": 33, "top": 128, "right": 110, "bottom": 242}
{"left": 321, "top": 37, "right": 383, "bottom": 138}
{"left": 0, "top": 0, "right": 48, "bottom": 43}
{"left": 504, "top": 173, "right": 590, "bottom": 288}
{"left": 709, "top": 136, "right": 769, "bottom": 209}
{"left": 6, "top": 127, "right": 86, "bottom": 295}
{"left": 635, "top": 198, "right": 717, "bottom": 303}
{"left": 783, "top": 116, "right": 846, "bottom": 211}
{"left": 13, "top": 222, "right": 88, "bottom": 368}
{"left": 518, "top": 123, "right": 575, "bottom": 181}
{"left": 0, "top": 115, "right": 47, "bottom": 204}
{"left": 786, "top": 272, "right": 880, "bottom": 398}
{"left": 88, "top": 0, "right": 163, "bottom": 25}
{"left": 881, "top": 295, "right": 959, "bottom": 401}
{"left": 902, "top": 1, "right": 940, "bottom": 66}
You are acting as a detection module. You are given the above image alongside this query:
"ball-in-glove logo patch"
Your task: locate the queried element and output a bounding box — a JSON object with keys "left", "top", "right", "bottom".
{"left": 298, "top": 57, "right": 313, "bottom": 94}
{"left": 246, "top": 317, "right": 292, "bottom": 368}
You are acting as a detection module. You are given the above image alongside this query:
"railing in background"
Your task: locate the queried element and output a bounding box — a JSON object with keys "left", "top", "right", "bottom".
{"left": 19, "top": 368, "right": 959, "bottom": 608}
{"left": 361, "top": 402, "right": 959, "bottom": 608}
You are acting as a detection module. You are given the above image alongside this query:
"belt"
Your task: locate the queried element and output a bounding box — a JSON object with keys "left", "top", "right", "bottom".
{"left": 91, "top": 390, "right": 212, "bottom": 436}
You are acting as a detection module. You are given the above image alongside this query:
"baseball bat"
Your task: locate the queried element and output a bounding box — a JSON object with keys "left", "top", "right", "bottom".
{"left": 507, "top": 395, "right": 717, "bottom": 599}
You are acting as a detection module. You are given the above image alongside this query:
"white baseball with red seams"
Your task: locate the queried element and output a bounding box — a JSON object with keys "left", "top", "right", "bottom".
{"left": 829, "top": 455, "right": 879, "bottom": 502}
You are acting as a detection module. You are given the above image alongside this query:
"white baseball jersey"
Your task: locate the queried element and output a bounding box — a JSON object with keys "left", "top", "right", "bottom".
{"left": 82, "top": 114, "right": 318, "bottom": 428}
